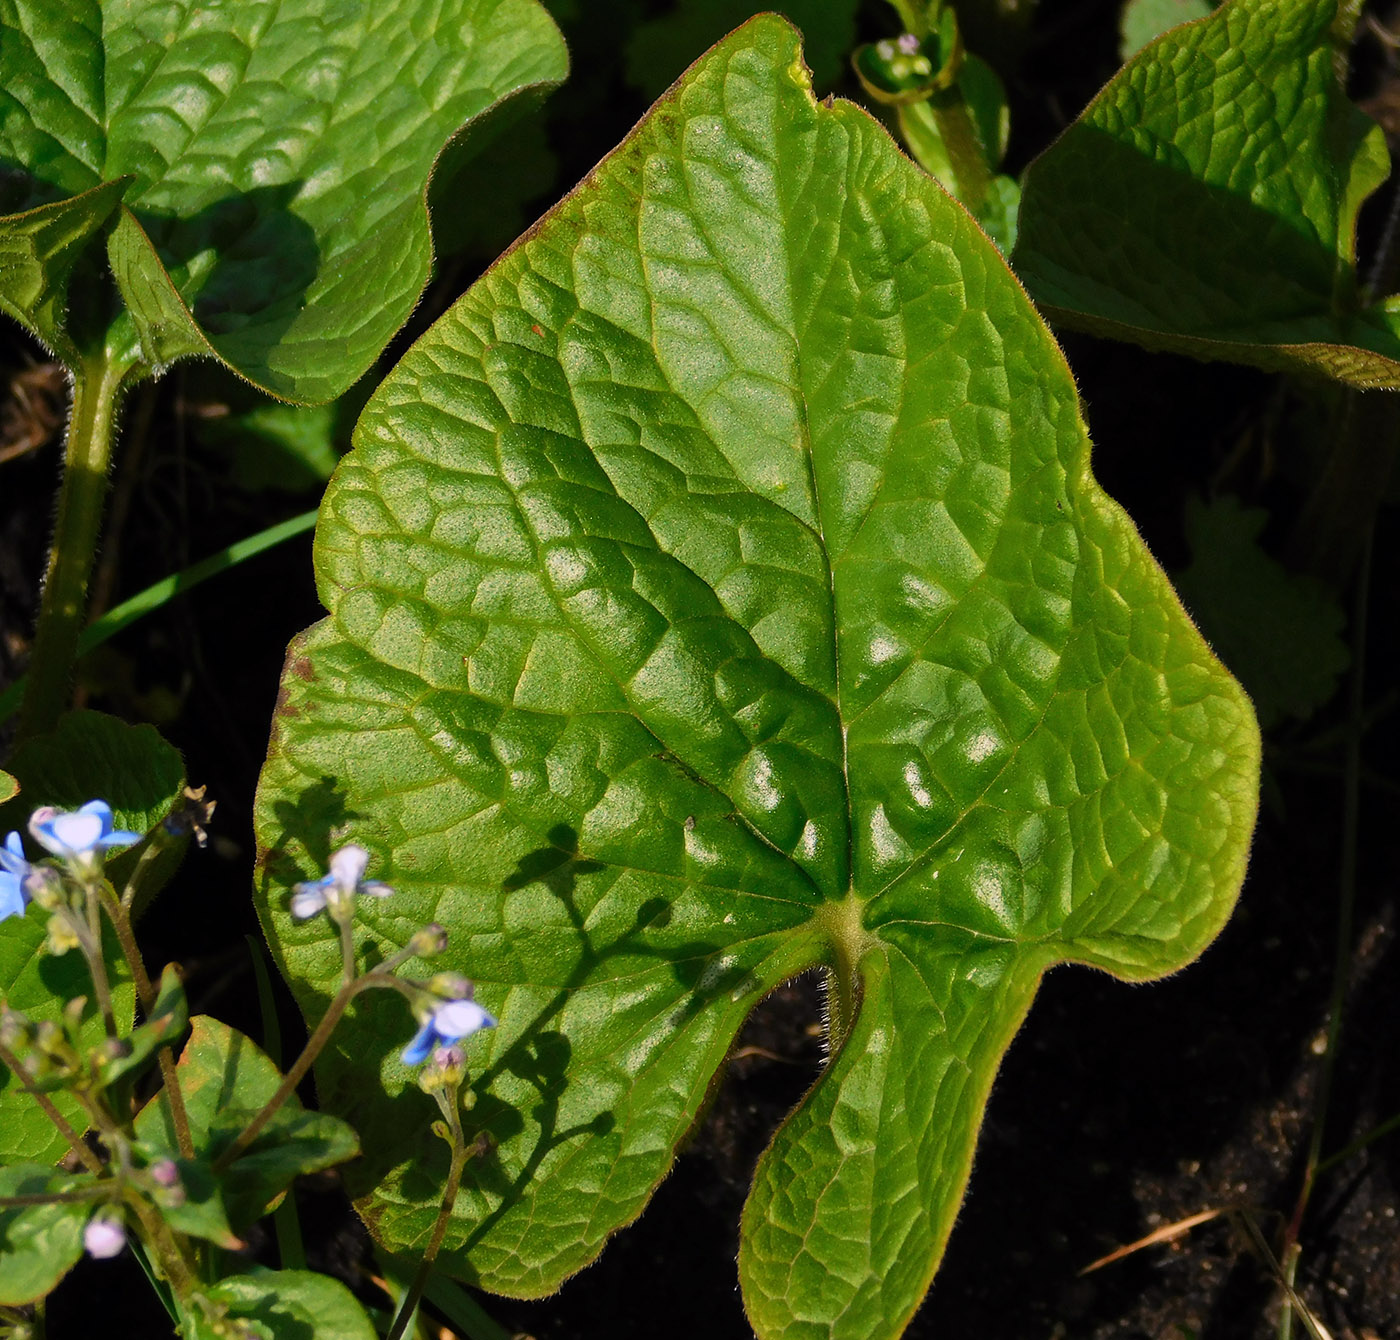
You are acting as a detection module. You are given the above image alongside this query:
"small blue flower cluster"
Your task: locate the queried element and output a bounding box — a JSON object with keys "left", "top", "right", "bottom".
{"left": 291, "top": 844, "right": 497, "bottom": 1065}
{"left": 1, "top": 810, "right": 496, "bottom": 1072}
{"left": 1, "top": 800, "right": 141, "bottom": 919}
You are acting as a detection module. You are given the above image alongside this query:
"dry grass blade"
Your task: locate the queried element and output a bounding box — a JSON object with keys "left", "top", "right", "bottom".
{"left": 1081, "top": 1206, "right": 1228, "bottom": 1275}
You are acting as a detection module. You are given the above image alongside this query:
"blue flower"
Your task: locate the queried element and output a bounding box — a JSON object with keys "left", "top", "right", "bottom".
{"left": 0, "top": 832, "right": 30, "bottom": 921}
{"left": 402, "top": 996, "right": 497, "bottom": 1066}
{"left": 290, "top": 843, "right": 393, "bottom": 920}
{"left": 29, "top": 802, "right": 141, "bottom": 869}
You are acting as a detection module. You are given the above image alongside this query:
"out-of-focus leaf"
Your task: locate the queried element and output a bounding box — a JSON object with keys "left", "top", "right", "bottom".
{"left": 0, "top": 708, "right": 185, "bottom": 897}
{"left": 0, "top": 1164, "right": 90, "bottom": 1304}
{"left": 186, "top": 362, "right": 368, "bottom": 495}
{"left": 1175, "top": 495, "right": 1349, "bottom": 727}
{"left": 0, "top": 709, "right": 182, "bottom": 840}
{"left": 1120, "top": 0, "right": 1214, "bottom": 58}
{"left": 626, "top": 0, "right": 858, "bottom": 98}
{"left": 195, "top": 1269, "right": 377, "bottom": 1340}
{"left": 1015, "top": 0, "right": 1400, "bottom": 387}
{"left": 895, "top": 53, "right": 1021, "bottom": 252}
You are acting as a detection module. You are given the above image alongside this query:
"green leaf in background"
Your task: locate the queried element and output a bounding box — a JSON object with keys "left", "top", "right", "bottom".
{"left": 195, "top": 1269, "right": 377, "bottom": 1340}
{"left": 0, "top": 1164, "right": 90, "bottom": 1304}
{"left": 1014, "top": 0, "right": 1400, "bottom": 388}
{"left": 0, "top": 769, "right": 15, "bottom": 805}
{"left": 430, "top": 113, "right": 560, "bottom": 264}
{"left": 1174, "top": 495, "right": 1348, "bottom": 726}
{"left": 0, "top": 0, "right": 568, "bottom": 401}
{"left": 0, "top": 709, "right": 184, "bottom": 896}
{"left": 626, "top": 0, "right": 858, "bottom": 98}
{"left": 0, "top": 873, "right": 137, "bottom": 1163}
{"left": 185, "top": 362, "right": 372, "bottom": 496}
{"left": 1119, "top": 0, "right": 1214, "bottom": 57}
{"left": 891, "top": 53, "right": 1021, "bottom": 253}
{"left": 255, "top": 18, "right": 1260, "bottom": 1339}
{"left": 134, "top": 1015, "right": 358, "bottom": 1231}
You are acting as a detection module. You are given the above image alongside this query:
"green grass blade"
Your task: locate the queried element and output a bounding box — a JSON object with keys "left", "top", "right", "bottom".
{"left": 0, "top": 510, "right": 316, "bottom": 726}
{"left": 420, "top": 1273, "right": 513, "bottom": 1340}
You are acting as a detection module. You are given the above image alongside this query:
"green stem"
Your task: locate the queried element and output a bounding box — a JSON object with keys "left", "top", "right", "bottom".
{"left": 214, "top": 935, "right": 417, "bottom": 1173}
{"left": 928, "top": 93, "right": 991, "bottom": 212}
{"left": 122, "top": 1187, "right": 200, "bottom": 1303}
{"left": 96, "top": 884, "right": 194, "bottom": 1158}
{"left": 212, "top": 975, "right": 359, "bottom": 1173}
{"left": 0, "top": 1186, "right": 109, "bottom": 1207}
{"left": 82, "top": 882, "right": 119, "bottom": 1043}
{"left": 897, "top": 95, "right": 993, "bottom": 215}
{"left": 385, "top": 1109, "right": 472, "bottom": 1340}
{"left": 120, "top": 837, "right": 169, "bottom": 915}
{"left": 18, "top": 352, "right": 134, "bottom": 741}
{"left": 887, "top": 0, "right": 930, "bottom": 37}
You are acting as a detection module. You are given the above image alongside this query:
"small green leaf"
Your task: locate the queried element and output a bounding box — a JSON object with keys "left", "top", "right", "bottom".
{"left": 1174, "top": 495, "right": 1349, "bottom": 726}
{"left": 98, "top": 963, "right": 187, "bottom": 1088}
{"left": 149, "top": 1157, "right": 242, "bottom": 1250}
{"left": 0, "top": 0, "right": 569, "bottom": 401}
{"left": 894, "top": 55, "right": 1021, "bottom": 252}
{"left": 199, "top": 1268, "right": 377, "bottom": 1340}
{"left": 0, "top": 178, "right": 127, "bottom": 365}
{"left": 0, "top": 769, "right": 16, "bottom": 805}
{"left": 0, "top": 905, "right": 135, "bottom": 1164}
{"left": 134, "top": 1015, "right": 358, "bottom": 1230}
{"left": 0, "top": 1164, "right": 89, "bottom": 1304}
{"left": 208, "top": 1105, "right": 360, "bottom": 1231}
{"left": 1014, "top": 0, "right": 1400, "bottom": 387}
{"left": 255, "top": 18, "right": 1260, "bottom": 1338}
{"left": 1119, "top": 0, "right": 1214, "bottom": 57}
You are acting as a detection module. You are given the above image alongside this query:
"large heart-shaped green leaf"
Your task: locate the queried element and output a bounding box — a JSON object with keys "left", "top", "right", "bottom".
{"left": 0, "top": 0, "right": 567, "bottom": 400}
{"left": 254, "top": 18, "right": 1261, "bottom": 1338}
{"left": 1013, "top": 0, "right": 1400, "bottom": 387}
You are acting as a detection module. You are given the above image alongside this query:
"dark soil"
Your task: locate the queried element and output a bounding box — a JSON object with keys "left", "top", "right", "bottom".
{"left": 5, "top": 1, "right": 1400, "bottom": 1337}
